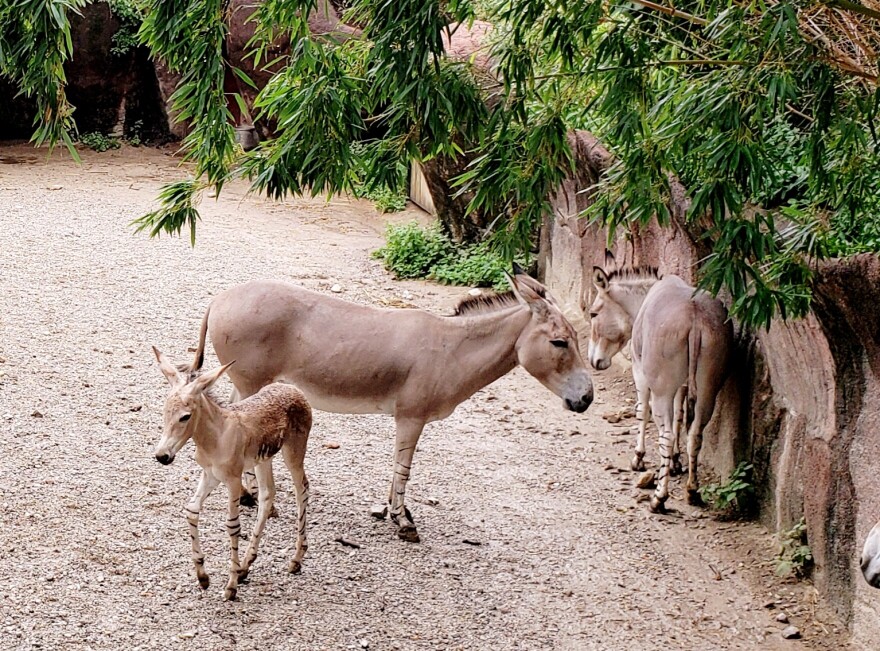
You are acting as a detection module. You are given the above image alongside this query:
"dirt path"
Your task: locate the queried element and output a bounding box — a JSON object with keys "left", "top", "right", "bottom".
{"left": 0, "top": 145, "right": 851, "bottom": 650}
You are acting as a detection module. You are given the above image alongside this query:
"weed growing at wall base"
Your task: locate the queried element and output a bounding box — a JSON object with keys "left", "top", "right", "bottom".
{"left": 699, "top": 462, "right": 755, "bottom": 518}
{"left": 776, "top": 518, "right": 813, "bottom": 579}
{"left": 372, "top": 222, "right": 519, "bottom": 291}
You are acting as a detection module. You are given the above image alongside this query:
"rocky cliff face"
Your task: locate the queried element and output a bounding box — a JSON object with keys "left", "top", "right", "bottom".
{"left": 540, "top": 132, "right": 880, "bottom": 641}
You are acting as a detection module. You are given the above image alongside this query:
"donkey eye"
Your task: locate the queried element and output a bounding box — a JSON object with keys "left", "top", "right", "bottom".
{"left": 551, "top": 339, "right": 569, "bottom": 349}
{"left": 179, "top": 414, "right": 191, "bottom": 423}
{"left": 589, "top": 312, "right": 598, "bottom": 318}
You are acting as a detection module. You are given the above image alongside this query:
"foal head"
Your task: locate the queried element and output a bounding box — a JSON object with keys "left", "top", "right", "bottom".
{"left": 508, "top": 273, "right": 593, "bottom": 413}
{"left": 152, "top": 346, "right": 233, "bottom": 465}
{"left": 861, "top": 521, "right": 880, "bottom": 588}
{"left": 587, "top": 265, "right": 659, "bottom": 371}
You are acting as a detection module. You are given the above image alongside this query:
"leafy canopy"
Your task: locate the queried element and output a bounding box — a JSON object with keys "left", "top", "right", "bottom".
{"left": 4, "top": 0, "right": 880, "bottom": 327}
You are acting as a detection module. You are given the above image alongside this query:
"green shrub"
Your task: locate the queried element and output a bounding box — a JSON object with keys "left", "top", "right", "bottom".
{"left": 79, "top": 132, "right": 121, "bottom": 152}
{"left": 699, "top": 462, "right": 755, "bottom": 517}
{"left": 776, "top": 518, "right": 813, "bottom": 579}
{"left": 373, "top": 222, "right": 518, "bottom": 290}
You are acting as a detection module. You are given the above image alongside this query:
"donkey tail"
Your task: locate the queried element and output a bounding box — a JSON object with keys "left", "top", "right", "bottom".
{"left": 190, "top": 305, "right": 210, "bottom": 373}
{"left": 687, "top": 320, "right": 701, "bottom": 407}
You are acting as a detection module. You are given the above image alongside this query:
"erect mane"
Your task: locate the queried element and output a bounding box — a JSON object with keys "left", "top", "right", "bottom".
{"left": 606, "top": 266, "right": 660, "bottom": 282}
{"left": 451, "top": 290, "right": 520, "bottom": 316}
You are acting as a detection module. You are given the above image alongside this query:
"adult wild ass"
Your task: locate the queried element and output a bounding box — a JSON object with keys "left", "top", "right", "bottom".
{"left": 588, "top": 261, "right": 732, "bottom": 512}
{"left": 152, "top": 348, "right": 311, "bottom": 600}
{"left": 862, "top": 521, "right": 880, "bottom": 588}
{"left": 185, "top": 272, "right": 593, "bottom": 542}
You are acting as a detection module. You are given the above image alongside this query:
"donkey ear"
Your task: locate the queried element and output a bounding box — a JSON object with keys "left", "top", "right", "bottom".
{"left": 190, "top": 360, "right": 235, "bottom": 394}
{"left": 153, "top": 346, "right": 183, "bottom": 386}
{"left": 604, "top": 249, "right": 616, "bottom": 268}
{"left": 593, "top": 266, "right": 610, "bottom": 291}
{"left": 508, "top": 274, "right": 552, "bottom": 317}
{"left": 511, "top": 261, "right": 527, "bottom": 276}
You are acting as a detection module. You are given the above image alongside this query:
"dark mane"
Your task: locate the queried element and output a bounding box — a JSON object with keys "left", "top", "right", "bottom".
{"left": 451, "top": 290, "right": 519, "bottom": 316}
{"left": 606, "top": 266, "right": 660, "bottom": 282}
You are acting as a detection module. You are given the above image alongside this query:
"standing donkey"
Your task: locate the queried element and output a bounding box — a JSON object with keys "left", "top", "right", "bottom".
{"left": 152, "top": 347, "right": 311, "bottom": 600}
{"left": 587, "top": 259, "right": 733, "bottom": 512}
{"left": 184, "top": 271, "right": 593, "bottom": 542}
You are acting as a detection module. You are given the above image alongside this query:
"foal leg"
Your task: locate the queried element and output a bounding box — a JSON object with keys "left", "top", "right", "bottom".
{"left": 239, "top": 461, "right": 276, "bottom": 582}
{"left": 229, "top": 386, "right": 259, "bottom": 508}
{"left": 281, "top": 439, "right": 310, "bottom": 574}
{"left": 670, "top": 386, "right": 687, "bottom": 477}
{"left": 389, "top": 417, "right": 425, "bottom": 542}
{"left": 185, "top": 470, "right": 220, "bottom": 589}
{"left": 223, "top": 480, "right": 244, "bottom": 601}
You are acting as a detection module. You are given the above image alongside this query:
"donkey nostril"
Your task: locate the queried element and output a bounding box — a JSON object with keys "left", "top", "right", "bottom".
{"left": 155, "top": 453, "right": 172, "bottom": 465}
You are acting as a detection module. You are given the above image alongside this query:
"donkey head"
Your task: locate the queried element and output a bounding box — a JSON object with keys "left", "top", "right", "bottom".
{"left": 508, "top": 273, "right": 593, "bottom": 413}
{"left": 587, "top": 266, "right": 634, "bottom": 370}
{"left": 152, "top": 346, "right": 233, "bottom": 465}
{"left": 862, "top": 521, "right": 880, "bottom": 589}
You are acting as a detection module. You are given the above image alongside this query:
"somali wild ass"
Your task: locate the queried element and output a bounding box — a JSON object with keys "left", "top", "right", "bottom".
{"left": 588, "top": 263, "right": 732, "bottom": 512}
{"left": 152, "top": 347, "right": 311, "bottom": 600}
{"left": 862, "top": 521, "right": 880, "bottom": 588}
{"left": 185, "top": 272, "right": 593, "bottom": 542}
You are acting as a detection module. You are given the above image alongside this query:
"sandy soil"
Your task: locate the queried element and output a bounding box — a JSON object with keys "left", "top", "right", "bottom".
{"left": 0, "top": 144, "right": 854, "bottom": 650}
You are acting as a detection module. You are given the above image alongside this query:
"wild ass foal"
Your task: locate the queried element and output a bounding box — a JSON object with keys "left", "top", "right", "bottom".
{"left": 185, "top": 272, "right": 593, "bottom": 542}
{"left": 588, "top": 263, "right": 732, "bottom": 512}
{"left": 152, "top": 347, "right": 311, "bottom": 600}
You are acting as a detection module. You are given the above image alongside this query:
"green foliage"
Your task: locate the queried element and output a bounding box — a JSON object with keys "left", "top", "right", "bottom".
{"left": 11, "top": 0, "right": 880, "bottom": 327}
{"left": 79, "top": 132, "right": 121, "bottom": 152}
{"left": 775, "top": 518, "right": 813, "bottom": 579}
{"left": 699, "top": 462, "right": 755, "bottom": 517}
{"left": 105, "top": 0, "right": 143, "bottom": 57}
{"left": 373, "top": 222, "right": 514, "bottom": 290}
{"left": 350, "top": 142, "right": 409, "bottom": 213}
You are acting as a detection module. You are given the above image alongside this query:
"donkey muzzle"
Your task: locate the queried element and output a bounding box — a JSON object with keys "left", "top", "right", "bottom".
{"left": 155, "top": 452, "right": 174, "bottom": 465}
{"left": 565, "top": 393, "right": 593, "bottom": 413}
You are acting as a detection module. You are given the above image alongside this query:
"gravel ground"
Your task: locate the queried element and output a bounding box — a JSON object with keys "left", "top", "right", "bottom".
{"left": 0, "top": 145, "right": 853, "bottom": 650}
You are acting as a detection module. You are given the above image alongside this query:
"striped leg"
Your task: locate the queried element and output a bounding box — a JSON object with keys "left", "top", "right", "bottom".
{"left": 670, "top": 386, "right": 687, "bottom": 476}
{"left": 685, "top": 402, "right": 709, "bottom": 505}
{"left": 223, "top": 481, "right": 243, "bottom": 601}
{"left": 281, "top": 439, "right": 310, "bottom": 574}
{"left": 239, "top": 461, "right": 276, "bottom": 582}
{"left": 631, "top": 363, "right": 650, "bottom": 471}
{"left": 185, "top": 471, "right": 220, "bottom": 590}
{"left": 650, "top": 403, "right": 674, "bottom": 513}
{"left": 389, "top": 418, "right": 425, "bottom": 543}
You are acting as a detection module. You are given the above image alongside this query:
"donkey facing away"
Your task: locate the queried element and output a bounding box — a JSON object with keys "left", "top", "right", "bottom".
{"left": 152, "top": 347, "right": 311, "bottom": 601}
{"left": 588, "top": 261, "right": 733, "bottom": 513}
{"left": 184, "top": 271, "right": 594, "bottom": 542}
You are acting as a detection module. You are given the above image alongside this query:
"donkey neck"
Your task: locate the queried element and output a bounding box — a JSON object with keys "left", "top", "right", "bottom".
{"left": 441, "top": 306, "right": 531, "bottom": 401}
{"left": 609, "top": 279, "right": 656, "bottom": 320}
{"left": 189, "top": 395, "right": 231, "bottom": 453}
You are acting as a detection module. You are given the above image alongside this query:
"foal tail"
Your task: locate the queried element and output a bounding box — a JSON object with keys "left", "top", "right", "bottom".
{"left": 189, "top": 306, "right": 210, "bottom": 373}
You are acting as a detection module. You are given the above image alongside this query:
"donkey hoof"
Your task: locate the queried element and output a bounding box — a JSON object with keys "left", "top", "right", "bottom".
{"left": 631, "top": 456, "right": 646, "bottom": 472}
{"left": 288, "top": 560, "right": 303, "bottom": 575}
{"left": 649, "top": 496, "right": 667, "bottom": 514}
{"left": 197, "top": 574, "right": 210, "bottom": 590}
{"left": 239, "top": 491, "right": 258, "bottom": 508}
{"left": 223, "top": 587, "right": 238, "bottom": 601}
{"left": 397, "top": 525, "right": 421, "bottom": 543}
{"left": 369, "top": 504, "right": 388, "bottom": 520}
{"left": 687, "top": 489, "right": 705, "bottom": 507}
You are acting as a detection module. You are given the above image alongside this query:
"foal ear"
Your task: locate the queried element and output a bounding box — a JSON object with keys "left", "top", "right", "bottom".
{"left": 592, "top": 266, "right": 609, "bottom": 291}
{"left": 190, "top": 360, "right": 235, "bottom": 394}
{"left": 153, "top": 346, "right": 183, "bottom": 386}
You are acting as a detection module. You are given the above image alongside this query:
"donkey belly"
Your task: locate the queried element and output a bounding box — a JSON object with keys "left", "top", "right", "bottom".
{"left": 287, "top": 382, "right": 397, "bottom": 415}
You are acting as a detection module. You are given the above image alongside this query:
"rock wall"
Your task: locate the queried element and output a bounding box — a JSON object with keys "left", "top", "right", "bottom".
{"left": 539, "top": 130, "right": 880, "bottom": 641}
